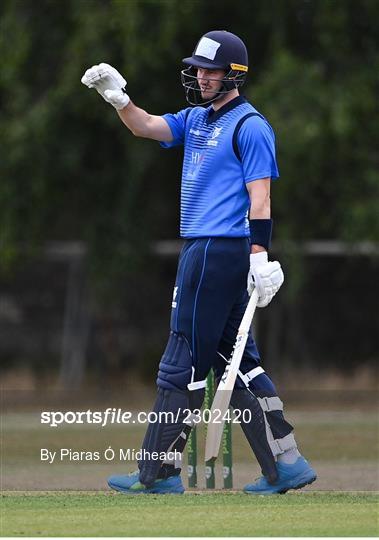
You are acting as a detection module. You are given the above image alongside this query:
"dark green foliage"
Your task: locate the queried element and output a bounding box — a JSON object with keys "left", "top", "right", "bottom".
{"left": 1, "top": 0, "right": 378, "bottom": 284}
{"left": 1, "top": 0, "right": 378, "bottom": 271}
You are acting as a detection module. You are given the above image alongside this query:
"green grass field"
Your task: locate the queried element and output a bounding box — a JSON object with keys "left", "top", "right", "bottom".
{"left": 1, "top": 491, "right": 378, "bottom": 537}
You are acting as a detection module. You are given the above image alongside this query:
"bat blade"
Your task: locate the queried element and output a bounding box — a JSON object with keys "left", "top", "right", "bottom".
{"left": 204, "top": 289, "right": 259, "bottom": 463}
{"left": 204, "top": 389, "right": 233, "bottom": 462}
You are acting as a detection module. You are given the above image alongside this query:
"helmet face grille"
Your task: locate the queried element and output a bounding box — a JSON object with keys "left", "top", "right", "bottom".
{"left": 181, "top": 67, "right": 247, "bottom": 106}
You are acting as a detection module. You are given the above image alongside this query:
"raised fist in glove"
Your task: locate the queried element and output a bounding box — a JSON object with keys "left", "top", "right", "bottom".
{"left": 81, "top": 63, "right": 130, "bottom": 110}
{"left": 247, "top": 252, "right": 284, "bottom": 307}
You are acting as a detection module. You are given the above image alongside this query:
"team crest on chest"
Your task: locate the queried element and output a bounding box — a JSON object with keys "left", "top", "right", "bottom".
{"left": 211, "top": 126, "right": 223, "bottom": 139}
{"left": 207, "top": 126, "right": 223, "bottom": 146}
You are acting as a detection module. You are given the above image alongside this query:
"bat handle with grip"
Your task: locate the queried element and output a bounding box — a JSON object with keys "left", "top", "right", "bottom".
{"left": 240, "top": 288, "right": 259, "bottom": 333}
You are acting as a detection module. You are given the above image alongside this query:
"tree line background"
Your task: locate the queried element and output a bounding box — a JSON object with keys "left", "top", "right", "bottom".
{"left": 0, "top": 0, "right": 378, "bottom": 388}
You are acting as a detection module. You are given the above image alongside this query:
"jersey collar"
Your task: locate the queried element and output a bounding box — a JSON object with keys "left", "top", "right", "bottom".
{"left": 206, "top": 95, "right": 247, "bottom": 125}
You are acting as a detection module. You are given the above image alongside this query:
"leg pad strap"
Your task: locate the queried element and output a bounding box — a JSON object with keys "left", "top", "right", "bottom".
{"left": 269, "top": 432, "right": 297, "bottom": 456}
{"left": 258, "top": 396, "right": 283, "bottom": 412}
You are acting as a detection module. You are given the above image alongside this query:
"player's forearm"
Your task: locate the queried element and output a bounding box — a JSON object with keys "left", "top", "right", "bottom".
{"left": 249, "top": 193, "right": 271, "bottom": 254}
{"left": 247, "top": 179, "right": 271, "bottom": 253}
{"left": 249, "top": 194, "right": 271, "bottom": 220}
{"left": 247, "top": 178, "right": 271, "bottom": 221}
{"left": 117, "top": 101, "right": 155, "bottom": 138}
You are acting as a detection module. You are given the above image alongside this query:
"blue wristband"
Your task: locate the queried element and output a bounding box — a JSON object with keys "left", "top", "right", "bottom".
{"left": 249, "top": 219, "right": 273, "bottom": 250}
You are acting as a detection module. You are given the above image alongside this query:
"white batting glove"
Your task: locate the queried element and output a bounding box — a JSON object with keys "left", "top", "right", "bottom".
{"left": 81, "top": 63, "right": 130, "bottom": 110}
{"left": 247, "top": 252, "right": 284, "bottom": 307}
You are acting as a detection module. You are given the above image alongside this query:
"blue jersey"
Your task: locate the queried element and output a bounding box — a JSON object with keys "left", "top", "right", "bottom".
{"left": 160, "top": 96, "right": 279, "bottom": 238}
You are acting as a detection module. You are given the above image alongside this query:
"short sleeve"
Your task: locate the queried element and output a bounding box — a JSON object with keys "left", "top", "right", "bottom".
{"left": 159, "top": 107, "right": 192, "bottom": 148}
{"left": 238, "top": 116, "right": 280, "bottom": 182}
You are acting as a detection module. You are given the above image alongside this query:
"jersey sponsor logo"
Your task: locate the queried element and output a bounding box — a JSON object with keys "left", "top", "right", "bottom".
{"left": 189, "top": 128, "right": 201, "bottom": 136}
{"left": 171, "top": 286, "right": 178, "bottom": 308}
{"left": 191, "top": 151, "right": 202, "bottom": 164}
{"left": 188, "top": 151, "right": 205, "bottom": 178}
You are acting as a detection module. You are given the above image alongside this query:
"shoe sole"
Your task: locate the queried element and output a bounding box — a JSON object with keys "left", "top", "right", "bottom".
{"left": 108, "top": 481, "right": 184, "bottom": 495}
{"left": 244, "top": 471, "right": 317, "bottom": 495}
{"left": 277, "top": 473, "right": 317, "bottom": 494}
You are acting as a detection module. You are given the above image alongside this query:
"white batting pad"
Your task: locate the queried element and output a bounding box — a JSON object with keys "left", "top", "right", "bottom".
{"left": 195, "top": 37, "right": 221, "bottom": 60}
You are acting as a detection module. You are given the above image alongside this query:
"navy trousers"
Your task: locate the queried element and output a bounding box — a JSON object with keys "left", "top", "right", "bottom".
{"left": 157, "top": 237, "right": 262, "bottom": 391}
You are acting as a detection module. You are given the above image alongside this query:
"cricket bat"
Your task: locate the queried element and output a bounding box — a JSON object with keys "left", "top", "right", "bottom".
{"left": 204, "top": 288, "right": 259, "bottom": 462}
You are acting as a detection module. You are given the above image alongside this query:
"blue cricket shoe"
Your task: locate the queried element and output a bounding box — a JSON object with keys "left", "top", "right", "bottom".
{"left": 244, "top": 456, "right": 317, "bottom": 495}
{"left": 108, "top": 470, "right": 185, "bottom": 495}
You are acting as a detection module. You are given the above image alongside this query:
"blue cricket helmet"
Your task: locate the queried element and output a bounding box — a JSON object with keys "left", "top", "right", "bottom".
{"left": 181, "top": 30, "right": 249, "bottom": 105}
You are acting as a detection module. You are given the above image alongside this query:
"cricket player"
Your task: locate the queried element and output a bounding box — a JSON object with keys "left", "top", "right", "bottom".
{"left": 82, "top": 30, "right": 316, "bottom": 494}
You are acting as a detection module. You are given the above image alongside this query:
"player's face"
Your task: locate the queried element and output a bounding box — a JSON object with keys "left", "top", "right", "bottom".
{"left": 196, "top": 68, "right": 225, "bottom": 100}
